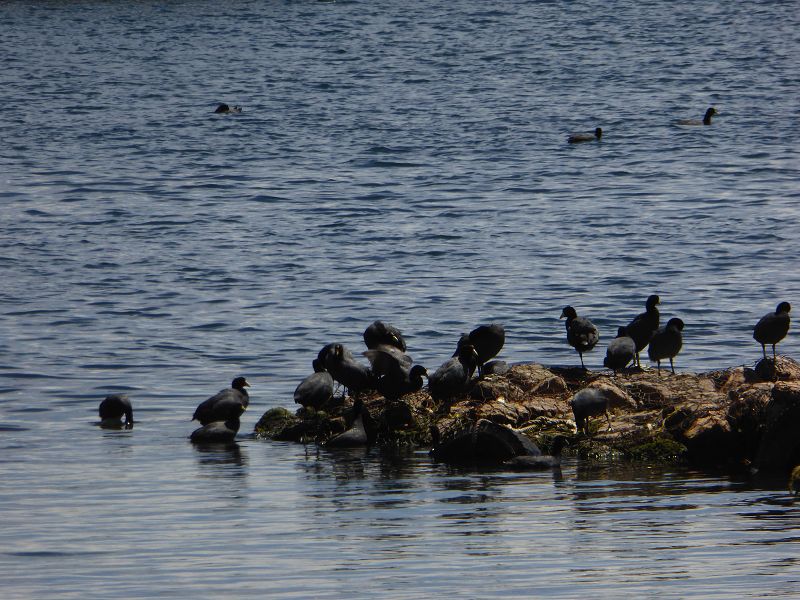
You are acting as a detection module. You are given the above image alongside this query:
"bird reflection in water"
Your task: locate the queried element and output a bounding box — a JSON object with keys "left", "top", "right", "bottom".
{"left": 192, "top": 441, "right": 248, "bottom": 477}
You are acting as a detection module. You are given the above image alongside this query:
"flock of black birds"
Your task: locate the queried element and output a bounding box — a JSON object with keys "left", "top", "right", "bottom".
{"left": 96, "top": 296, "right": 792, "bottom": 450}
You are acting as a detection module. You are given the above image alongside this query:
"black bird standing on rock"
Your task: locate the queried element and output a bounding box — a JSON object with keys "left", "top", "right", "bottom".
{"left": 454, "top": 323, "right": 505, "bottom": 376}
{"left": 193, "top": 377, "right": 250, "bottom": 425}
{"left": 625, "top": 294, "right": 660, "bottom": 367}
{"left": 570, "top": 388, "right": 611, "bottom": 435}
{"left": 560, "top": 306, "right": 599, "bottom": 369}
{"left": 99, "top": 394, "right": 134, "bottom": 428}
{"left": 603, "top": 327, "right": 636, "bottom": 375}
{"left": 430, "top": 343, "right": 480, "bottom": 401}
{"left": 648, "top": 317, "right": 685, "bottom": 374}
{"left": 324, "top": 343, "right": 374, "bottom": 398}
{"left": 190, "top": 401, "right": 244, "bottom": 443}
{"left": 363, "top": 320, "right": 407, "bottom": 352}
{"left": 753, "top": 302, "right": 791, "bottom": 361}
{"left": 294, "top": 359, "right": 334, "bottom": 410}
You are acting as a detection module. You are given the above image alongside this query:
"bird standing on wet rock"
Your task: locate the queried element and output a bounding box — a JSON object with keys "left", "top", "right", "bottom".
{"left": 363, "top": 320, "right": 407, "bottom": 352}
{"left": 193, "top": 377, "right": 250, "bottom": 425}
{"left": 604, "top": 327, "right": 636, "bottom": 375}
{"left": 753, "top": 302, "right": 791, "bottom": 361}
{"left": 429, "top": 343, "right": 480, "bottom": 401}
{"left": 294, "top": 359, "right": 334, "bottom": 410}
{"left": 625, "top": 294, "right": 661, "bottom": 367}
{"left": 560, "top": 306, "right": 599, "bottom": 369}
{"left": 99, "top": 394, "right": 134, "bottom": 428}
{"left": 324, "top": 343, "right": 374, "bottom": 398}
{"left": 190, "top": 401, "right": 244, "bottom": 443}
{"left": 455, "top": 324, "right": 505, "bottom": 376}
{"left": 570, "top": 388, "right": 611, "bottom": 435}
{"left": 648, "top": 317, "right": 685, "bottom": 374}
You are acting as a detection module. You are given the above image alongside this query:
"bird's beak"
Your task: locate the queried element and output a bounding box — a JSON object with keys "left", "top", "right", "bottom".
{"left": 559, "top": 310, "right": 566, "bottom": 319}
{"left": 243, "top": 381, "right": 250, "bottom": 387}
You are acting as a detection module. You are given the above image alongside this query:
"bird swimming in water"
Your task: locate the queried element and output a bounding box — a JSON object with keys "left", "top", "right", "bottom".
{"left": 430, "top": 343, "right": 480, "bottom": 401}
{"left": 363, "top": 320, "right": 407, "bottom": 352}
{"left": 214, "top": 103, "right": 242, "bottom": 114}
{"left": 753, "top": 302, "right": 791, "bottom": 361}
{"left": 190, "top": 401, "right": 244, "bottom": 443}
{"left": 98, "top": 394, "right": 133, "bottom": 428}
{"left": 677, "top": 107, "right": 717, "bottom": 126}
{"left": 625, "top": 294, "right": 661, "bottom": 367}
{"left": 454, "top": 323, "right": 505, "bottom": 376}
{"left": 503, "top": 436, "right": 570, "bottom": 470}
{"left": 648, "top": 317, "right": 685, "bottom": 374}
{"left": 294, "top": 359, "right": 334, "bottom": 410}
{"left": 560, "top": 306, "right": 599, "bottom": 369}
{"left": 570, "top": 388, "right": 611, "bottom": 435}
{"left": 568, "top": 127, "right": 602, "bottom": 143}
{"left": 192, "top": 377, "right": 250, "bottom": 425}
{"left": 603, "top": 327, "right": 636, "bottom": 375}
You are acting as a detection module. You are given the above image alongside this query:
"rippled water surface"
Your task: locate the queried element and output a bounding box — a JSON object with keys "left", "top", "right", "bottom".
{"left": 2, "top": 0, "right": 800, "bottom": 597}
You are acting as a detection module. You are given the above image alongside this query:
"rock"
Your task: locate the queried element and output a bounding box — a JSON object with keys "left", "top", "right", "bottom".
{"left": 754, "top": 382, "right": 800, "bottom": 473}
{"left": 745, "top": 356, "right": 800, "bottom": 383}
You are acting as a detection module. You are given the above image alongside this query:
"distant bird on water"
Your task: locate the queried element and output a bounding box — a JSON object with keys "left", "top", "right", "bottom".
{"left": 454, "top": 323, "right": 505, "bottom": 376}
{"left": 625, "top": 294, "right": 661, "bottom": 367}
{"left": 98, "top": 394, "right": 133, "bottom": 428}
{"left": 193, "top": 377, "right": 250, "bottom": 425}
{"left": 677, "top": 107, "right": 717, "bottom": 126}
{"left": 753, "top": 302, "right": 791, "bottom": 361}
{"left": 363, "top": 320, "right": 407, "bottom": 352}
{"left": 214, "top": 103, "right": 242, "bottom": 114}
{"left": 568, "top": 127, "right": 602, "bottom": 143}
{"left": 648, "top": 317, "right": 685, "bottom": 374}
{"left": 603, "top": 327, "right": 636, "bottom": 375}
{"left": 560, "top": 306, "right": 599, "bottom": 369}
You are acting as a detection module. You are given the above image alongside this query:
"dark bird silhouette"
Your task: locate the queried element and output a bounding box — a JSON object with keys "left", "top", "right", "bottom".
{"left": 294, "top": 359, "right": 334, "bottom": 410}
{"left": 482, "top": 360, "right": 510, "bottom": 375}
{"left": 677, "top": 107, "right": 717, "bottom": 126}
{"left": 560, "top": 306, "right": 600, "bottom": 369}
{"left": 190, "top": 401, "right": 243, "bottom": 443}
{"left": 324, "top": 343, "right": 374, "bottom": 397}
{"left": 504, "top": 436, "right": 570, "bottom": 470}
{"left": 193, "top": 377, "right": 249, "bottom": 425}
{"left": 571, "top": 388, "right": 611, "bottom": 435}
{"left": 430, "top": 343, "right": 480, "bottom": 401}
{"left": 326, "top": 399, "right": 369, "bottom": 447}
{"left": 363, "top": 344, "right": 426, "bottom": 401}
{"left": 648, "top": 317, "right": 685, "bottom": 374}
{"left": 603, "top": 327, "right": 636, "bottom": 375}
{"left": 363, "top": 320, "right": 407, "bottom": 352}
{"left": 626, "top": 294, "right": 661, "bottom": 366}
{"left": 568, "top": 127, "right": 602, "bottom": 143}
{"left": 753, "top": 302, "right": 791, "bottom": 360}
{"left": 455, "top": 323, "right": 505, "bottom": 376}
{"left": 98, "top": 394, "right": 133, "bottom": 428}
{"left": 214, "top": 103, "right": 242, "bottom": 114}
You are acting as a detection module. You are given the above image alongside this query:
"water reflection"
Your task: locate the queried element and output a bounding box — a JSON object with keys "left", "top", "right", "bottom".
{"left": 192, "top": 441, "right": 248, "bottom": 477}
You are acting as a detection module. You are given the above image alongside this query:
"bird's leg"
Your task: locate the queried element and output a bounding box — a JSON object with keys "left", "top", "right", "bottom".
{"left": 579, "top": 353, "right": 585, "bottom": 370}
{"left": 605, "top": 410, "right": 612, "bottom": 431}
{"left": 773, "top": 344, "right": 777, "bottom": 362}
{"left": 762, "top": 345, "right": 767, "bottom": 360}
{"left": 670, "top": 358, "right": 675, "bottom": 374}
{"left": 656, "top": 360, "right": 661, "bottom": 375}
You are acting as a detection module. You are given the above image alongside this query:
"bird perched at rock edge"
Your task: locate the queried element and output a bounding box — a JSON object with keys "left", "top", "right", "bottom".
{"left": 324, "top": 343, "right": 374, "bottom": 398}
{"left": 326, "top": 398, "right": 370, "bottom": 447}
{"left": 625, "top": 294, "right": 661, "bottom": 367}
{"left": 648, "top": 317, "right": 685, "bottom": 374}
{"left": 363, "top": 320, "right": 407, "bottom": 352}
{"left": 604, "top": 327, "right": 636, "bottom": 375}
{"left": 560, "top": 306, "right": 599, "bottom": 369}
{"left": 294, "top": 359, "right": 334, "bottom": 410}
{"left": 430, "top": 343, "right": 480, "bottom": 401}
{"left": 190, "top": 401, "right": 244, "bottom": 443}
{"left": 503, "top": 436, "right": 570, "bottom": 470}
{"left": 193, "top": 377, "right": 249, "bottom": 425}
{"left": 570, "top": 388, "right": 611, "bottom": 435}
{"left": 454, "top": 324, "right": 505, "bottom": 376}
{"left": 753, "top": 302, "right": 791, "bottom": 361}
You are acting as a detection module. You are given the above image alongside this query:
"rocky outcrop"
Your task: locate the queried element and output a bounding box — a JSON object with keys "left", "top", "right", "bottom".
{"left": 254, "top": 357, "right": 800, "bottom": 474}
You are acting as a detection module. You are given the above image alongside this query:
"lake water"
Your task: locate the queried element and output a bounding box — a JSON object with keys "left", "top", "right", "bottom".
{"left": 1, "top": 0, "right": 799, "bottom": 597}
